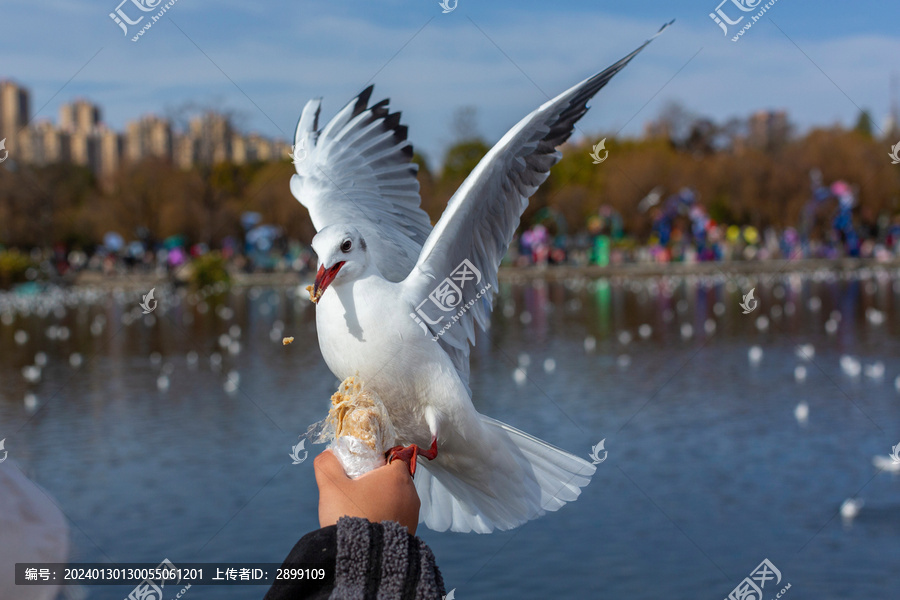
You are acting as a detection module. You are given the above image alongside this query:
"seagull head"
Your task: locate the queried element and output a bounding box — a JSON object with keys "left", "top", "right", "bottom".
{"left": 309, "top": 225, "right": 368, "bottom": 302}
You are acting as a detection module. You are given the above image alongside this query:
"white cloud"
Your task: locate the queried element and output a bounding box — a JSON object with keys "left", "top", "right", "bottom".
{"left": 0, "top": 3, "right": 895, "bottom": 163}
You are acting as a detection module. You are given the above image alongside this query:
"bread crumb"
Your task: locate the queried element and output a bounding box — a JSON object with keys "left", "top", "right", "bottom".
{"left": 306, "top": 284, "right": 323, "bottom": 304}
{"left": 282, "top": 336, "right": 294, "bottom": 345}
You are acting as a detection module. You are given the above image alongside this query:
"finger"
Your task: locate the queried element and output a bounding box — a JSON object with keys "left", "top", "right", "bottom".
{"left": 314, "top": 450, "right": 349, "bottom": 485}
{"left": 385, "top": 455, "right": 415, "bottom": 480}
{"left": 354, "top": 455, "right": 412, "bottom": 482}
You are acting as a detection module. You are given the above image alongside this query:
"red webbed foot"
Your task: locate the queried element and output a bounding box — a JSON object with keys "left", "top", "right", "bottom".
{"left": 386, "top": 438, "right": 438, "bottom": 477}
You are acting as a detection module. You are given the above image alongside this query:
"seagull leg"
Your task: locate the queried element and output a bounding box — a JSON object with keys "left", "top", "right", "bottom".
{"left": 386, "top": 438, "right": 438, "bottom": 477}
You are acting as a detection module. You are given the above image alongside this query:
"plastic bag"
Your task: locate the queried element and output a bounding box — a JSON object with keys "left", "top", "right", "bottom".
{"left": 306, "top": 375, "right": 397, "bottom": 479}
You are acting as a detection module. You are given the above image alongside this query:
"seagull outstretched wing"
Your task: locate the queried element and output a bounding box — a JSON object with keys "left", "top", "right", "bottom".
{"left": 290, "top": 87, "right": 433, "bottom": 282}
{"left": 403, "top": 22, "right": 672, "bottom": 351}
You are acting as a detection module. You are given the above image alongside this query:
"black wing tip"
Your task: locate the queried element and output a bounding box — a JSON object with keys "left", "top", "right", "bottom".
{"left": 589, "top": 19, "right": 674, "bottom": 94}
{"left": 383, "top": 111, "right": 402, "bottom": 131}
{"left": 347, "top": 89, "right": 416, "bottom": 159}
{"left": 370, "top": 106, "right": 414, "bottom": 156}
{"left": 544, "top": 21, "right": 674, "bottom": 148}
{"left": 396, "top": 126, "right": 414, "bottom": 158}
{"left": 353, "top": 85, "right": 375, "bottom": 118}
{"left": 313, "top": 98, "right": 322, "bottom": 130}
{"left": 390, "top": 119, "right": 414, "bottom": 157}
{"left": 651, "top": 20, "right": 675, "bottom": 40}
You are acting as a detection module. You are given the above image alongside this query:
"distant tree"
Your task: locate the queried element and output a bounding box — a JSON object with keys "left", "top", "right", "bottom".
{"left": 106, "top": 158, "right": 172, "bottom": 241}
{"left": 240, "top": 161, "right": 311, "bottom": 242}
{"left": 165, "top": 103, "right": 244, "bottom": 244}
{"left": 684, "top": 118, "right": 719, "bottom": 155}
{"left": 429, "top": 136, "right": 490, "bottom": 224}
{"left": 655, "top": 101, "right": 695, "bottom": 148}
{"left": 854, "top": 109, "right": 874, "bottom": 138}
{"left": 719, "top": 117, "right": 746, "bottom": 150}
{"left": 4, "top": 104, "right": 900, "bottom": 251}
{"left": 0, "top": 163, "right": 97, "bottom": 248}
{"left": 412, "top": 153, "right": 440, "bottom": 224}
{"left": 440, "top": 106, "right": 489, "bottom": 185}
{"left": 440, "top": 140, "right": 490, "bottom": 185}
{"left": 411, "top": 153, "right": 431, "bottom": 178}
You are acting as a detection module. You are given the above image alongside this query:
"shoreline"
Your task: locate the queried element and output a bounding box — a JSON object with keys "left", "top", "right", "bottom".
{"left": 57, "top": 257, "right": 900, "bottom": 291}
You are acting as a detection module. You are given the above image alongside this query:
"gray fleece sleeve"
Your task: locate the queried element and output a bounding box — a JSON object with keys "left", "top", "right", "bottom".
{"left": 329, "top": 516, "right": 445, "bottom": 600}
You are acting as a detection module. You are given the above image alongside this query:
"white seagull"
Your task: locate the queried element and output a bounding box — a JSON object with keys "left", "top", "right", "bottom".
{"left": 291, "top": 23, "right": 671, "bottom": 533}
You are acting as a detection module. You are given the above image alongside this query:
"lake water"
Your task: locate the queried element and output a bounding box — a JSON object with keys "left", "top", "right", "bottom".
{"left": 2, "top": 268, "right": 899, "bottom": 599}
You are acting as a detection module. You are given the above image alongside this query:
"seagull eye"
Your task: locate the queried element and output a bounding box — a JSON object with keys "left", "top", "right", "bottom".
{"left": 340, "top": 240, "right": 352, "bottom": 253}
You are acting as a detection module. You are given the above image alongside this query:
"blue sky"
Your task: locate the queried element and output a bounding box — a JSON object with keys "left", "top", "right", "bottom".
{"left": 1, "top": 0, "right": 898, "bottom": 165}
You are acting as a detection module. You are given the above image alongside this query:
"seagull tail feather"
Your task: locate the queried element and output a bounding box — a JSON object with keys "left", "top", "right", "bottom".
{"left": 415, "top": 415, "right": 595, "bottom": 533}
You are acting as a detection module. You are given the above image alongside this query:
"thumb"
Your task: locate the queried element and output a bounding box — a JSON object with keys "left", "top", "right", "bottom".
{"left": 314, "top": 450, "right": 349, "bottom": 486}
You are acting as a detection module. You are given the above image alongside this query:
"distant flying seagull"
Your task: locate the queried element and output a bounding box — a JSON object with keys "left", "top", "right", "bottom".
{"left": 291, "top": 23, "right": 671, "bottom": 533}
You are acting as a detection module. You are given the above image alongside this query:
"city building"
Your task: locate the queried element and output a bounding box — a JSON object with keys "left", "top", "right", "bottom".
{"left": 0, "top": 78, "right": 289, "bottom": 173}
{"left": 190, "top": 112, "right": 232, "bottom": 165}
{"left": 98, "top": 127, "right": 123, "bottom": 176}
{"left": 55, "top": 99, "right": 103, "bottom": 171}
{"left": 126, "top": 115, "right": 173, "bottom": 163}
{"left": 231, "top": 133, "right": 248, "bottom": 164}
{"left": 173, "top": 134, "right": 196, "bottom": 170}
{"left": 59, "top": 99, "right": 100, "bottom": 135}
{"left": 0, "top": 80, "right": 31, "bottom": 152}
{"left": 746, "top": 109, "right": 790, "bottom": 151}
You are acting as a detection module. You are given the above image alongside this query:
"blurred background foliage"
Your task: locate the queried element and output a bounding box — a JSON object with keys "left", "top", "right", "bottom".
{"left": 1, "top": 104, "right": 898, "bottom": 250}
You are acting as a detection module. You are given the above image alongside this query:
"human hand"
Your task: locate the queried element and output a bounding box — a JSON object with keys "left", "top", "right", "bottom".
{"left": 314, "top": 450, "right": 421, "bottom": 535}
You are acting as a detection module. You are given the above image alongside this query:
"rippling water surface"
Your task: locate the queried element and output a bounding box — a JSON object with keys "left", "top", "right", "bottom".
{"left": 2, "top": 269, "right": 899, "bottom": 599}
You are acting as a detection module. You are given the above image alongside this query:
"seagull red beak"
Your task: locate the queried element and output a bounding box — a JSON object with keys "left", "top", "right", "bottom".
{"left": 309, "top": 261, "right": 345, "bottom": 303}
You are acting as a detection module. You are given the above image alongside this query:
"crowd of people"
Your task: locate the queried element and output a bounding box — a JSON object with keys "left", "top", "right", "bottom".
{"left": 513, "top": 176, "right": 900, "bottom": 267}
{"left": 3, "top": 172, "right": 899, "bottom": 286}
